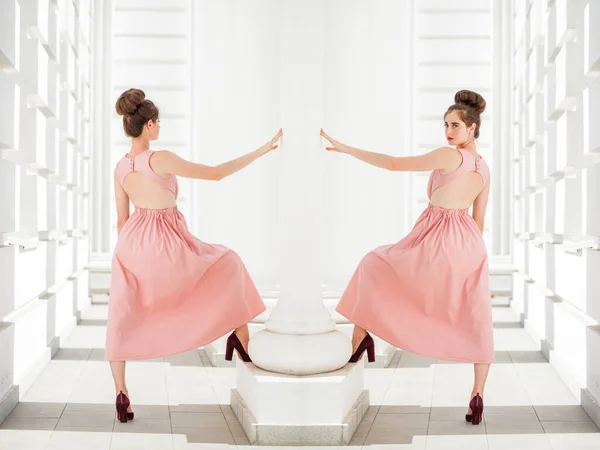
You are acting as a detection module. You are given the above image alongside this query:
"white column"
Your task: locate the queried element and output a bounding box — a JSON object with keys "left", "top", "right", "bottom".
{"left": 232, "top": 2, "right": 367, "bottom": 445}
{"left": 191, "top": 0, "right": 280, "bottom": 292}
{"left": 249, "top": 0, "right": 350, "bottom": 376}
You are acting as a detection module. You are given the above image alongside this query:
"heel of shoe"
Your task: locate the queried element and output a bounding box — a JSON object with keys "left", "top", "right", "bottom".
{"left": 224, "top": 332, "right": 252, "bottom": 363}
{"left": 366, "top": 343, "right": 375, "bottom": 363}
{"left": 225, "top": 342, "right": 234, "bottom": 361}
{"left": 468, "top": 393, "right": 484, "bottom": 426}
{"left": 116, "top": 391, "right": 130, "bottom": 423}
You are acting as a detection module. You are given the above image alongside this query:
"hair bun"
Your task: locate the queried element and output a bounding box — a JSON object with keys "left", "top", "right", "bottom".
{"left": 454, "top": 90, "right": 486, "bottom": 114}
{"left": 115, "top": 88, "right": 146, "bottom": 116}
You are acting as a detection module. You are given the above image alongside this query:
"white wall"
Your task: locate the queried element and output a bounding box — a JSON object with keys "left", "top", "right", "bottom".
{"left": 510, "top": 0, "right": 600, "bottom": 406}
{"left": 0, "top": 0, "right": 93, "bottom": 417}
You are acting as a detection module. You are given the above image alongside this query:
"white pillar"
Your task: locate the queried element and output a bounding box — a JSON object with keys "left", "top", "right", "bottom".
{"left": 232, "top": 1, "right": 367, "bottom": 445}
{"left": 248, "top": 0, "right": 350, "bottom": 376}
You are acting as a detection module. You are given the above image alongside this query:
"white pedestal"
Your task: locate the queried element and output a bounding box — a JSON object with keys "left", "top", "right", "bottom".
{"left": 231, "top": 361, "right": 369, "bottom": 446}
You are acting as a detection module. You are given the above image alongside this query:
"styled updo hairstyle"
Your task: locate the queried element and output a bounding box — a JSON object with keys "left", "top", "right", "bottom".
{"left": 115, "top": 88, "right": 159, "bottom": 138}
{"left": 444, "top": 90, "right": 486, "bottom": 139}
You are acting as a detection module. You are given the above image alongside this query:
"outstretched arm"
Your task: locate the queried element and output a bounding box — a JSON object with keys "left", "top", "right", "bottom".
{"left": 320, "top": 129, "right": 460, "bottom": 172}
{"left": 154, "top": 129, "right": 283, "bottom": 181}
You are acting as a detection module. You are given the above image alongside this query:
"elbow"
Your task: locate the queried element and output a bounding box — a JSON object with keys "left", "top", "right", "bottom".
{"left": 212, "top": 166, "right": 224, "bottom": 181}
{"left": 386, "top": 158, "right": 397, "bottom": 171}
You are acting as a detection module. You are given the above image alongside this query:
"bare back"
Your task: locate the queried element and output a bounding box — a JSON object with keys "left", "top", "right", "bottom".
{"left": 427, "top": 149, "right": 490, "bottom": 211}
{"left": 115, "top": 150, "right": 179, "bottom": 210}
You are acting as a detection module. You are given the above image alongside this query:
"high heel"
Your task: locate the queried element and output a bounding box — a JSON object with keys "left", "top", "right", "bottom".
{"left": 116, "top": 391, "right": 134, "bottom": 423}
{"left": 349, "top": 332, "right": 375, "bottom": 363}
{"left": 465, "top": 393, "right": 483, "bottom": 425}
{"left": 225, "top": 331, "right": 251, "bottom": 362}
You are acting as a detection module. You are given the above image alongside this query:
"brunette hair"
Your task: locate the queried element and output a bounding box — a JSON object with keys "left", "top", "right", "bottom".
{"left": 115, "top": 88, "right": 159, "bottom": 138}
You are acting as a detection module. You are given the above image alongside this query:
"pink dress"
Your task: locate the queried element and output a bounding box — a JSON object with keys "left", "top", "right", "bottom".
{"left": 105, "top": 150, "right": 266, "bottom": 361}
{"left": 336, "top": 150, "right": 494, "bottom": 363}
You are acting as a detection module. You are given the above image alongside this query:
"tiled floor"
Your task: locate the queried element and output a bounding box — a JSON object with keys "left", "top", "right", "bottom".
{"left": 1, "top": 305, "right": 599, "bottom": 449}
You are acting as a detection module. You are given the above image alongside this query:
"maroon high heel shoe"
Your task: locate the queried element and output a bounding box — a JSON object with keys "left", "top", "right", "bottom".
{"left": 465, "top": 393, "right": 483, "bottom": 425}
{"left": 225, "top": 331, "right": 251, "bottom": 362}
{"left": 116, "top": 391, "right": 134, "bottom": 423}
{"left": 349, "top": 332, "right": 375, "bottom": 363}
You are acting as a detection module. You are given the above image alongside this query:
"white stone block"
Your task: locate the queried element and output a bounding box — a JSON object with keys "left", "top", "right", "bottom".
{"left": 36, "top": 176, "right": 47, "bottom": 231}
{"left": 550, "top": 46, "right": 577, "bottom": 119}
{"left": 527, "top": 94, "right": 544, "bottom": 144}
{"left": 50, "top": 279, "right": 76, "bottom": 339}
{"left": 233, "top": 361, "right": 368, "bottom": 445}
{"left": 24, "top": 0, "right": 50, "bottom": 47}
{"left": 551, "top": 300, "right": 595, "bottom": 398}
{"left": 524, "top": 280, "right": 546, "bottom": 343}
{"left": 78, "top": 2, "right": 91, "bottom": 49}
{"left": 59, "top": 0, "right": 76, "bottom": 49}
{"left": 45, "top": 63, "right": 59, "bottom": 119}
{"left": 586, "top": 250, "right": 600, "bottom": 323}
{"left": 59, "top": 40, "right": 76, "bottom": 94}
{"left": 584, "top": 1, "right": 600, "bottom": 77}
{"left": 528, "top": 43, "right": 544, "bottom": 99}
{"left": 20, "top": 107, "right": 48, "bottom": 172}
{"left": 585, "top": 162, "right": 600, "bottom": 239}
{"left": 11, "top": 299, "right": 50, "bottom": 385}
{"left": 547, "top": 0, "right": 578, "bottom": 62}
{"left": 0, "top": 323, "right": 15, "bottom": 399}
{"left": 529, "top": 0, "right": 545, "bottom": 49}
{"left": 0, "top": 0, "right": 20, "bottom": 73}
{"left": 586, "top": 78, "right": 600, "bottom": 154}
{"left": 586, "top": 327, "right": 600, "bottom": 407}
{"left": 555, "top": 112, "right": 570, "bottom": 173}
{"left": 555, "top": 247, "right": 587, "bottom": 312}
{"left": 0, "top": 72, "right": 20, "bottom": 151}
{"left": 15, "top": 243, "right": 47, "bottom": 309}
{"left": 24, "top": 41, "right": 50, "bottom": 113}
{"left": 59, "top": 90, "right": 76, "bottom": 142}
{"left": 0, "top": 160, "right": 18, "bottom": 234}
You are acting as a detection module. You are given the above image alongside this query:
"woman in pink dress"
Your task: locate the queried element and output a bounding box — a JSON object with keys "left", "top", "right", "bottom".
{"left": 321, "top": 90, "right": 493, "bottom": 426}
{"left": 106, "top": 88, "right": 281, "bottom": 423}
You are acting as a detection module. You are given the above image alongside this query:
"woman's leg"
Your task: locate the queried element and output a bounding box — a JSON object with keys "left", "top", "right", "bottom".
{"left": 468, "top": 363, "right": 491, "bottom": 413}
{"left": 352, "top": 325, "right": 368, "bottom": 354}
{"left": 110, "top": 361, "right": 132, "bottom": 413}
{"left": 235, "top": 324, "right": 250, "bottom": 353}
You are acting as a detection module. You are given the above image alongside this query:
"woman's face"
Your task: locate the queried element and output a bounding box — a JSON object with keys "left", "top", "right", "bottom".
{"left": 146, "top": 118, "right": 161, "bottom": 141}
{"left": 444, "top": 110, "right": 475, "bottom": 146}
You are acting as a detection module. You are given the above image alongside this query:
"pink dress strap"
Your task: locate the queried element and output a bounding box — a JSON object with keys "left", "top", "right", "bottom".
{"left": 116, "top": 150, "right": 178, "bottom": 198}
{"left": 427, "top": 149, "right": 489, "bottom": 199}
